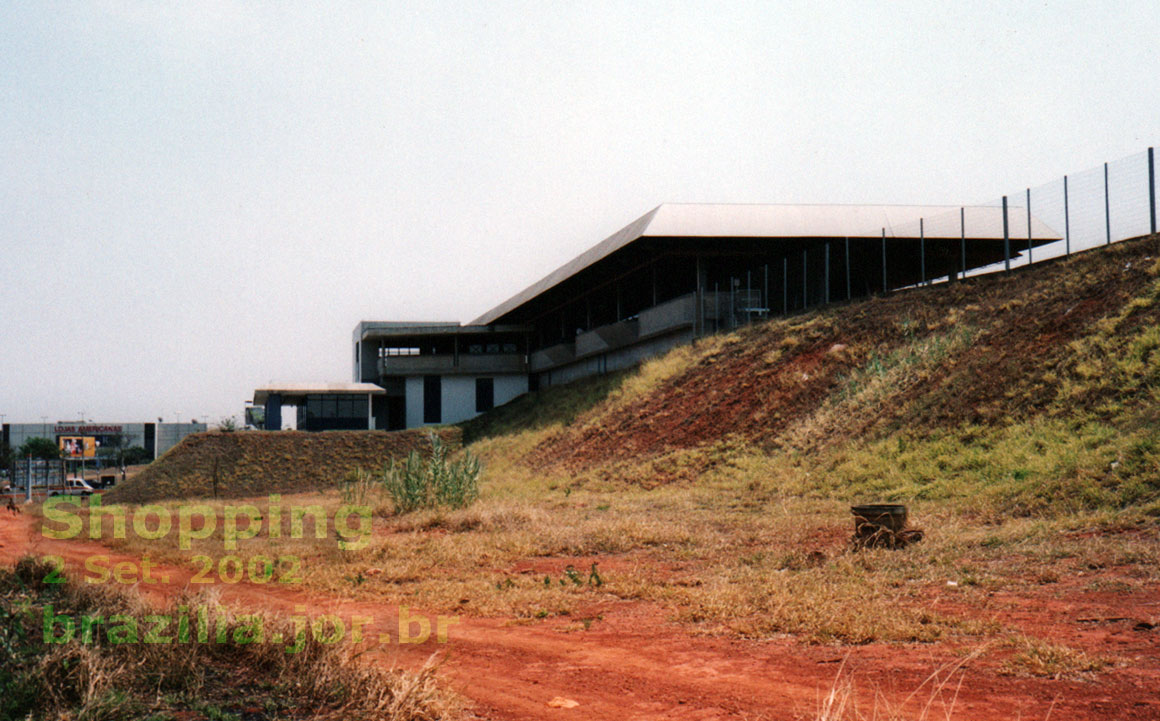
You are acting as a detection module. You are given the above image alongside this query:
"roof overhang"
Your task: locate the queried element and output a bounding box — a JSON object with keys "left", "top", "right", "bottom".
{"left": 253, "top": 382, "right": 385, "bottom": 406}
{"left": 469, "top": 203, "right": 1061, "bottom": 326}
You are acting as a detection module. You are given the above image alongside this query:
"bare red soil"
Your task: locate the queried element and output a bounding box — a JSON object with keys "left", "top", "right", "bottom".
{"left": 4, "top": 511, "right": 1158, "bottom": 720}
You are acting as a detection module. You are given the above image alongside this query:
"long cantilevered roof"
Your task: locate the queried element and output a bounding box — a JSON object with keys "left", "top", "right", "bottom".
{"left": 470, "top": 203, "right": 1060, "bottom": 326}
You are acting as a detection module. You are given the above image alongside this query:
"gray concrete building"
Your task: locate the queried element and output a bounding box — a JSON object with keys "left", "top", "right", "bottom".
{"left": 270, "top": 203, "right": 1059, "bottom": 431}
{"left": 350, "top": 203, "right": 1059, "bottom": 428}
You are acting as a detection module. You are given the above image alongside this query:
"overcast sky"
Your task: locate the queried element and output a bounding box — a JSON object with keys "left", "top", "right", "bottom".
{"left": 2, "top": 1, "right": 1158, "bottom": 425}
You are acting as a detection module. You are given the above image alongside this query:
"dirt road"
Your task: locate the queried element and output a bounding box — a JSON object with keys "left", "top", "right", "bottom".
{"left": 2, "top": 511, "right": 1157, "bottom": 720}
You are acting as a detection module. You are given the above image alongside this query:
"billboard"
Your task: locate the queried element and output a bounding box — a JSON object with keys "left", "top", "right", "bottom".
{"left": 59, "top": 436, "right": 97, "bottom": 458}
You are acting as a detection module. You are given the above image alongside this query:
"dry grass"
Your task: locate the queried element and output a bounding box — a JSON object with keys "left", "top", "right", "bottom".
{"left": 1, "top": 556, "right": 458, "bottom": 720}
{"left": 54, "top": 476, "right": 1158, "bottom": 649}
{"left": 1001, "top": 636, "right": 1110, "bottom": 679}
{"left": 814, "top": 652, "right": 978, "bottom": 721}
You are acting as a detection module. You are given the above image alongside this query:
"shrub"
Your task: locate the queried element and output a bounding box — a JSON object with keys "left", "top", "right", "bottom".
{"left": 122, "top": 446, "right": 152, "bottom": 465}
{"left": 381, "top": 433, "right": 481, "bottom": 513}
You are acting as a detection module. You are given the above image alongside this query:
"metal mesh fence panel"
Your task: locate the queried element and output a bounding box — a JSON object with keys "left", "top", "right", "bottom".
{"left": 903, "top": 148, "right": 1157, "bottom": 287}
{"left": 1107, "top": 150, "right": 1151, "bottom": 242}
{"left": 1064, "top": 162, "right": 1109, "bottom": 254}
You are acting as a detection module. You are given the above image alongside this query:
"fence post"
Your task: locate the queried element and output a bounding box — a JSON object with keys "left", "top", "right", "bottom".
{"left": 1026, "top": 187, "right": 1033, "bottom": 265}
{"left": 763, "top": 264, "right": 769, "bottom": 318}
{"left": 1064, "top": 175, "right": 1070, "bottom": 256}
{"left": 802, "top": 248, "right": 808, "bottom": 309}
{"left": 1104, "top": 162, "right": 1111, "bottom": 245}
{"left": 746, "top": 270, "right": 752, "bottom": 325}
{"left": 1002, "top": 196, "right": 1011, "bottom": 272}
{"left": 881, "top": 228, "right": 887, "bottom": 293}
{"left": 695, "top": 255, "right": 702, "bottom": 337}
{"left": 730, "top": 279, "right": 735, "bottom": 330}
{"left": 782, "top": 256, "right": 788, "bottom": 314}
{"left": 844, "top": 236, "right": 851, "bottom": 300}
{"left": 824, "top": 241, "right": 831, "bottom": 304}
{"left": 1149, "top": 147, "right": 1156, "bottom": 235}
{"left": 959, "top": 207, "right": 966, "bottom": 281}
{"left": 920, "top": 218, "right": 926, "bottom": 285}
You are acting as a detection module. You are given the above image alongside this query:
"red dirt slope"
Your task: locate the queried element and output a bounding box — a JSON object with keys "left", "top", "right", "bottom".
{"left": 522, "top": 236, "right": 1160, "bottom": 479}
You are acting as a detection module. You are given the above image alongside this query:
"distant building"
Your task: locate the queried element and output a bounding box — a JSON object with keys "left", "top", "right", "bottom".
{"left": 2, "top": 421, "right": 207, "bottom": 461}
{"left": 272, "top": 203, "right": 1059, "bottom": 431}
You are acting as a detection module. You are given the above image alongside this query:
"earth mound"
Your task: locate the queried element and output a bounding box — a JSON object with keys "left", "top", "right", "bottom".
{"left": 105, "top": 427, "right": 459, "bottom": 504}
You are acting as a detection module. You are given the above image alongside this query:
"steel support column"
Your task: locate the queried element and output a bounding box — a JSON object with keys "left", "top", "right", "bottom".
{"left": 1002, "top": 196, "right": 1011, "bottom": 272}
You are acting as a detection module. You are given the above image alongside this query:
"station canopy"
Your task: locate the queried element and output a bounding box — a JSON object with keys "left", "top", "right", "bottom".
{"left": 252, "top": 382, "right": 385, "bottom": 406}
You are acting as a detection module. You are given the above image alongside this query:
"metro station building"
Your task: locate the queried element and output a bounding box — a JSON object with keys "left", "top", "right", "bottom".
{"left": 263, "top": 203, "right": 1058, "bottom": 431}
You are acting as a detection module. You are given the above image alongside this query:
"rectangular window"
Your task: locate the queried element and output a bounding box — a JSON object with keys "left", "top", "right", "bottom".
{"left": 423, "top": 375, "right": 442, "bottom": 424}
{"left": 351, "top": 396, "right": 368, "bottom": 420}
{"left": 305, "top": 397, "right": 322, "bottom": 419}
{"left": 475, "top": 377, "right": 494, "bottom": 413}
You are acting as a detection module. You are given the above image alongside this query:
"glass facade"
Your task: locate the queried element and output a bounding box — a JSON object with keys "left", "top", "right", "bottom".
{"left": 297, "top": 394, "right": 370, "bottom": 431}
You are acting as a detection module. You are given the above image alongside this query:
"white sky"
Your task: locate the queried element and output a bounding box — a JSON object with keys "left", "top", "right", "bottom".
{"left": 2, "top": 1, "right": 1158, "bottom": 425}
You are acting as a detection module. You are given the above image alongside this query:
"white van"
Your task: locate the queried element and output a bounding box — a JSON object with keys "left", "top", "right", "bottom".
{"left": 51, "top": 478, "right": 95, "bottom": 497}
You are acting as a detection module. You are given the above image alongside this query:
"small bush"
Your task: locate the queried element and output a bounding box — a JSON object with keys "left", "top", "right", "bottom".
{"left": 382, "top": 433, "right": 481, "bottom": 514}
{"left": 342, "top": 467, "right": 379, "bottom": 506}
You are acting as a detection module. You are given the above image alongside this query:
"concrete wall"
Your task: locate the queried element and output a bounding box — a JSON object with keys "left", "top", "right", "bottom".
{"left": 537, "top": 328, "right": 694, "bottom": 389}
{"left": 356, "top": 340, "right": 379, "bottom": 383}
{"left": 639, "top": 293, "right": 696, "bottom": 337}
{"left": 402, "top": 373, "right": 529, "bottom": 428}
{"left": 404, "top": 376, "right": 426, "bottom": 429}
{"left": 441, "top": 376, "right": 480, "bottom": 425}
{"left": 494, "top": 374, "right": 528, "bottom": 408}
{"left": 154, "top": 423, "right": 207, "bottom": 457}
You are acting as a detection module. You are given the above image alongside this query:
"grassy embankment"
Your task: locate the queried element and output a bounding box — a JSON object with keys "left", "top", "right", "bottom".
{"left": 43, "top": 236, "right": 1160, "bottom": 671}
